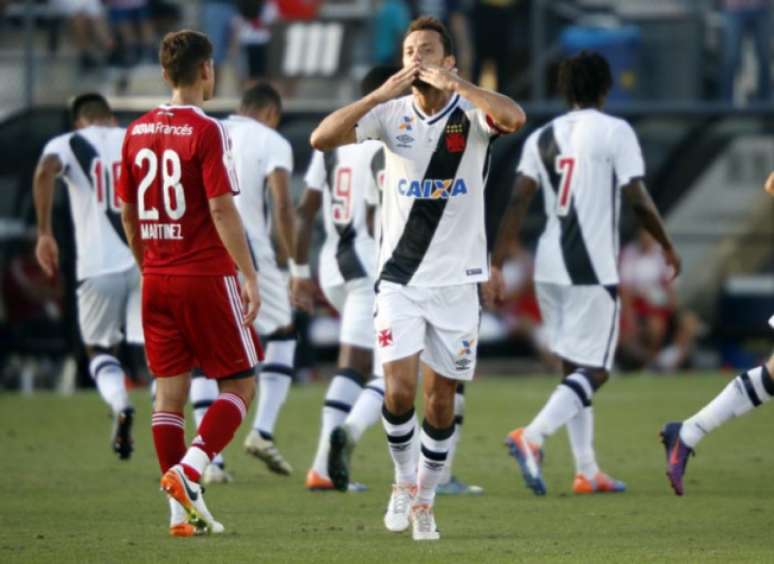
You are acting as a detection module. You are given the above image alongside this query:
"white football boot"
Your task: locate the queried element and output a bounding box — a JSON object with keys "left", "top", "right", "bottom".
{"left": 203, "top": 463, "right": 233, "bottom": 485}
{"left": 160, "top": 464, "right": 224, "bottom": 534}
{"left": 384, "top": 484, "right": 416, "bottom": 533}
{"left": 244, "top": 430, "right": 293, "bottom": 475}
{"left": 410, "top": 504, "right": 440, "bottom": 541}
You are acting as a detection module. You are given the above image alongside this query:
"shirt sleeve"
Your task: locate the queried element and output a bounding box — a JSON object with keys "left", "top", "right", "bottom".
{"left": 41, "top": 135, "right": 70, "bottom": 177}
{"left": 303, "top": 150, "right": 326, "bottom": 192}
{"left": 116, "top": 134, "right": 136, "bottom": 204}
{"left": 200, "top": 120, "right": 240, "bottom": 198}
{"left": 266, "top": 133, "right": 294, "bottom": 174}
{"left": 516, "top": 133, "right": 541, "bottom": 182}
{"left": 355, "top": 104, "right": 386, "bottom": 143}
{"left": 612, "top": 121, "right": 645, "bottom": 188}
{"left": 469, "top": 107, "right": 506, "bottom": 139}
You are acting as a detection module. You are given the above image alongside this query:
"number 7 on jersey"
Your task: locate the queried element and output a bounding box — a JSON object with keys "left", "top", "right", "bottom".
{"left": 554, "top": 156, "right": 576, "bottom": 217}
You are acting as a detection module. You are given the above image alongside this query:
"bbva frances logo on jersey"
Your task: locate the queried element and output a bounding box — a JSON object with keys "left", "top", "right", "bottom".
{"left": 397, "top": 178, "right": 468, "bottom": 199}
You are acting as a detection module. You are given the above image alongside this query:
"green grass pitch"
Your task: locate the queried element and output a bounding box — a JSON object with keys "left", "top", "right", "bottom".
{"left": 2, "top": 372, "right": 774, "bottom": 563}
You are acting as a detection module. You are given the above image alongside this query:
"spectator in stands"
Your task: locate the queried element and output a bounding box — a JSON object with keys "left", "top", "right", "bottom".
{"left": 409, "top": 0, "right": 473, "bottom": 79}
{"left": 237, "top": 0, "right": 279, "bottom": 85}
{"left": 720, "top": 0, "right": 771, "bottom": 103}
{"left": 51, "top": 0, "right": 114, "bottom": 73}
{"left": 618, "top": 230, "right": 701, "bottom": 371}
{"left": 200, "top": 0, "right": 239, "bottom": 88}
{"left": 372, "top": 0, "right": 412, "bottom": 65}
{"left": 276, "top": 0, "right": 321, "bottom": 20}
{"left": 106, "top": 0, "right": 155, "bottom": 66}
{"left": 471, "top": 0, "right": 520, "bottom": 92}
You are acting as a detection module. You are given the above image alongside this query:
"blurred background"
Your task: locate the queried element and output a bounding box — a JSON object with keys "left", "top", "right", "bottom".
{"left": 0, "top": 0, "right": 772, "bottom": 393}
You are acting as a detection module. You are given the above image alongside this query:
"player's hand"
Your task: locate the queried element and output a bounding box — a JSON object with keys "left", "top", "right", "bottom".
{"left": 35, "top": 234, "right": 59, "bottom": 278}
{"left": 764, "top": 172, "right": 774, "bottom": 196}
{"left": 291, "top": 277, "right": 316, "bottom": 313}
{"left": 664, "top": 246, "right": 682, "bottom": 280}
{"left": 241, "top": 275, "right": 261, "bottom": 326}
{"left": 417, "top": 64, "right": 462, "bottom": 93}
{"left": 481, "top": 266, "right": 505, "bottom": 309}
{"left": 370, "top": 64, "right": 419, "bottom": 103}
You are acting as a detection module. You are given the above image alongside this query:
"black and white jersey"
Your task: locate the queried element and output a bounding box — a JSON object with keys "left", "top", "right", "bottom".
{"left": 304, "top": 141, "right": 382, "bottom": 287}
{"left": 42, "top": 126, "right": 135, "bottom": 281}
{"left": 355, "top": 94, "right": 500, "bottom": 287}
{"left": 518, "top": 108, "right": 645, "bottom": 286}
{"left": 222, "top": 115, "right": 293, "bottom": 264}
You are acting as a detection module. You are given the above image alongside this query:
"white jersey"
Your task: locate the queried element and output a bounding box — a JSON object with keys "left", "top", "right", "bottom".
{"left": 222, "top": 114, "right": 293, "bottom": 263}
{"left": 355, "top": 94, "right": 500, "bottom": 287}
{"left": 42, "top": 126, "right": 135, "bottom": 281}
{"left": 518, "top": 108, "right": 645, "bottom": 286}
{"left": 304, "top": 141, "right": 382, "bottom": 287}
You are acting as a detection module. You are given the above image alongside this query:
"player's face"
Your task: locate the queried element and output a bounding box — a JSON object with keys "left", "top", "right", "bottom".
{"left": 402, "top": 30, "right": 453, "bottom": 88}
{"left": 202, "top": 59, "right": 215, "bottom": 100}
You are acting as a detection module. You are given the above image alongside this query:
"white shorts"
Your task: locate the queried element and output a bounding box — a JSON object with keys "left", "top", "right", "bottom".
{"left": 322, "top": 277, "right": 375, "bottom": 350}
{"left": 77, "top": 266, "right": 142, "bottom": 348}
{"left": 536, "top": 282, "right": 620, "bottom": 371}
{"left": 374, "top": 282, "right": 480, "bottom": 381}
{"left": 254, "top": 254, "right": 292, "bottom": 336}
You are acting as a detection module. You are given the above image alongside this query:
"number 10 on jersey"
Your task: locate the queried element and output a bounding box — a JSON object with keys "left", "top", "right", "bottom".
{"left": 555, "top": 156, "right": 576, "bottom": 217}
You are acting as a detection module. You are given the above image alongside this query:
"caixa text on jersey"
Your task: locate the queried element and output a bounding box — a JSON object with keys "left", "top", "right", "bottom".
{"left": 397, "top": 178, "right": 468, "bottom": 200}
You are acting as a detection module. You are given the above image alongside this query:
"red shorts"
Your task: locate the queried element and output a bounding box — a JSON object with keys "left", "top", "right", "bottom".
{"left": 142, "top": 274, "right": 263, "bottom": 378}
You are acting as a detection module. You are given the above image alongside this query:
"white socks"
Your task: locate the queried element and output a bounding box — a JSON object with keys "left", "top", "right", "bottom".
{"left": 416, "top": 420, "right": 455, "bottom": 506}
{"left": 189, "top": 376, "right": 224, "bottom": 467}
{"left": 439, "top": 384, "right": 465, "bottom": 484}
{"left": 525, "top": 371, "right": 594, "bottom": 446}
{"left": 253, "top": 339, "right": 296, "bottom": 439}
{"left": 344, "top": 377, "right": 385, "bottom": 442}
{"left": 89, "top": 354, "right": 130, "bottom": 415}
{"left": 566, "top": 407, "right": 599, "bottom": 478}
{"left": 311, "top": 370, "right": 364, "bottom": 476}
{"left": 681, "top": 365, "right": 774, "bottom": 448}
{"left": 382, "top": 405, "right": 419, "bottom": 486}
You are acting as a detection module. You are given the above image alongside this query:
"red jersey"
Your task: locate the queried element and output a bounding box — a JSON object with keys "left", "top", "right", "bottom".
{"left": 117, "top": 104, "right": 240, "bottom": 276}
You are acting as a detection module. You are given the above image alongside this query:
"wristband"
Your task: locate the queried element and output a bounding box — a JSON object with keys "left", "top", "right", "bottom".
{"left": 288, "top": 260, "right": 311, "bottom": 279}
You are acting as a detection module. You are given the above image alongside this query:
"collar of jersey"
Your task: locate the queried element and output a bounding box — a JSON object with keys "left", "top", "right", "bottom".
{"left": 158, "top": 103, "right": 206, "bottom": 115}
{"left": 411, "top": 94, "right": 460, "bottom": 125}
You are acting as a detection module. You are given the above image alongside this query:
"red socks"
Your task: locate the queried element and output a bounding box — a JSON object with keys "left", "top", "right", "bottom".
{"left": 193, "top": 393, "right": 247, "bottom": 460}
{"left": 151, "top": 412, "right": 186, "bottom": 474}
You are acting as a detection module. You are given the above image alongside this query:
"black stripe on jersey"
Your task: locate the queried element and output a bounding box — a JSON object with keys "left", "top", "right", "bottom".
{"left": 323, "top": 149, "right": 368, "bottom": 281}
{"left": 69, "top": 134, "right": 128, "bottom": 245}
{"left": 379, "top": 107, "right": 471, "bottom": 285}
{"left": 537, "top": 125, "right": 599, "bottom": 285}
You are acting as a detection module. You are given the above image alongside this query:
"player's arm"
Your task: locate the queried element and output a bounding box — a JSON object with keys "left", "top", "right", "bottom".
{"left": 310, "top": 64, "right": 419, "bottom": 150}
{"left": 120, "top": 202, "right": 144, "bottom": 270}
{"left": 290, "top": 188, "right": 322, "bottom": 313}
{"left": 32, "top": 153, "right": 64, "bottom": 277}
{"left": 417, "top": 65, "right": 526, "bottom": 134}
{"left": 491, "top": 175, "right": 538, "bottom": 268}
{"left": 268, "top": 168, "right": 295, "bottom": 259}
{"left": 209, "top": 193, "right": 261, "bottom": 325}
{"left": 764, "top": 172, "right": 774, "bottom": 196}
{"left": 622, "top": 180, "right": 681, "bottom": 279}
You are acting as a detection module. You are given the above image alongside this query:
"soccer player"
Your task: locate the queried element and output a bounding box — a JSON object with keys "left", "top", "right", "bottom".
{"left": 311, "top": 17, "right": 525, "bottom": 540}
{"left": 496, "top": 51, "right": 680, "bottom": 496}
{"left": 34, "top": 93, "right": 138, "bottom": 460}
{"left": 295, "top": 66, "right": 393, "bottom": 492}
{"left": 192, "top": 83, "right": 296, "bottom": 480}
{"left": 118, "top": 30, "right": 262, "bottom": 536}
{"left": 660, "top": 172, "right": 774, "bottom": 496}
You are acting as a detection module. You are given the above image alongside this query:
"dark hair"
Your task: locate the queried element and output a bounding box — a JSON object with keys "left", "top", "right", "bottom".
{"left": 404, "top": 16, "right": 453, "bottom": 56}
{"left": 240, "top": 82, "right": 282, "bottom": 113}
{"left": 557, "top": 50, "right": 613, "bottom": 108}
{"left": 361, "top": 65, "right": 399, "bottom": 96}
{"left": 159, "top": 30, "right": 213, "bottom": 86}
{"left": 69, "top": 92, "right": 112, "bottom": 123}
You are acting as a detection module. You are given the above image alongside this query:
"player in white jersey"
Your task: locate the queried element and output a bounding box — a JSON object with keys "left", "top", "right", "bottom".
{"left": 311, "top": 17, "right": 525, "bottom": 540}
{"left": 660, "top": 172, "right": 774, "bottom": 496}
{"left": 292, "top": 66, "right": 391, "bottom": 492}
{"left": 34, "top": 93, "right": 139, "bottom": 460}
{"left": 493, "top": 51, "right": 680, "bottom": 496}
{"left": 190, "top": 83, "right": 296, "bottom": 482}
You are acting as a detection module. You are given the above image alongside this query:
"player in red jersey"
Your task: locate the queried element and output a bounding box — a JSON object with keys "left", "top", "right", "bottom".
{"left": 117, "top": 30, "right": 263, "bottom": 537}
